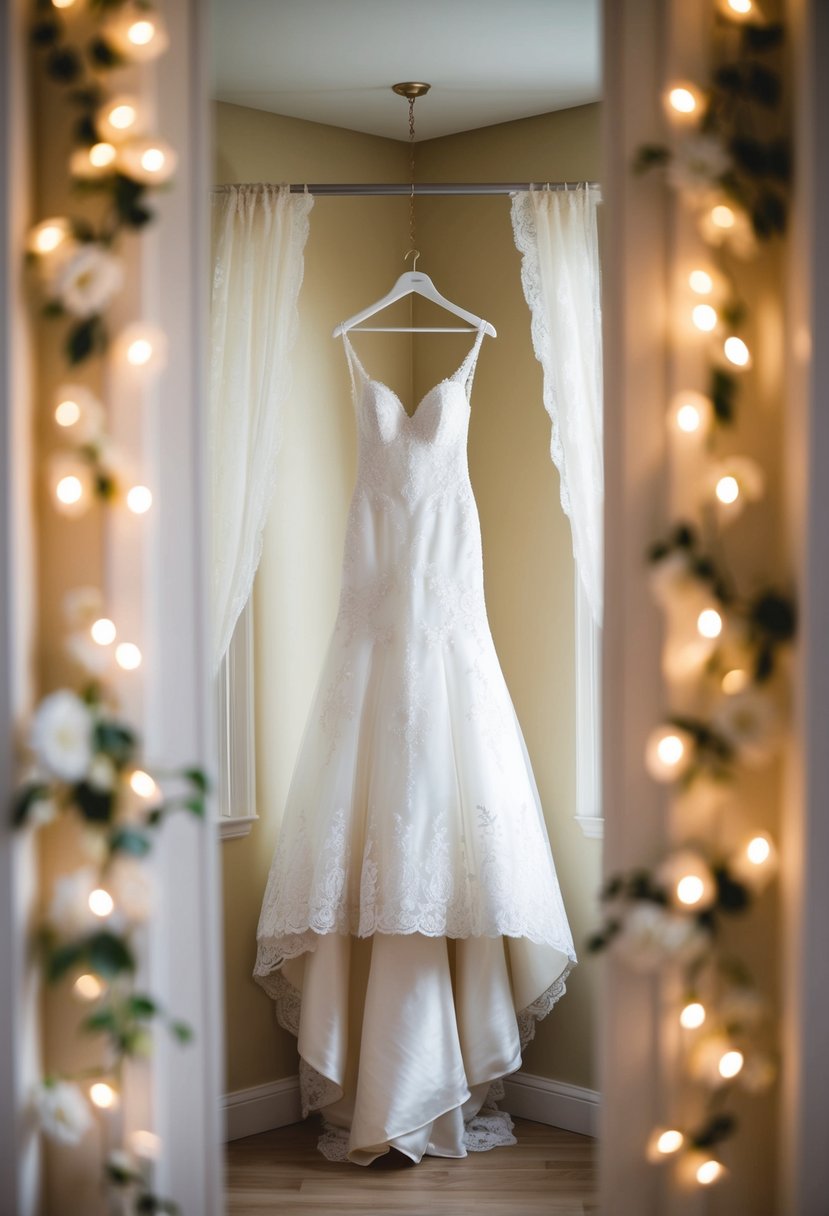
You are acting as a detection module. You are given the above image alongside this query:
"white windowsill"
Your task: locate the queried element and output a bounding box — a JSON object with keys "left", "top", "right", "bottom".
{"left": 575, "top": 814, "right": 604, "bottom": 840}
{"left": 218, "top": 814, "right": 258, "bottom": 841}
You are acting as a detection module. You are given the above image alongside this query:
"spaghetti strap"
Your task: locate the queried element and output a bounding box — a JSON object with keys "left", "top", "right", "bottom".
{"left": 455, "top": 323, "right": 488, "bottom": 401}
{"left": 341, "top": 330, "right": 369, "bottom": 400}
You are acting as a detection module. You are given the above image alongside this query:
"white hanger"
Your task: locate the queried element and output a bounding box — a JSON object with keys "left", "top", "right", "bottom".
{"left": 332, "top": 251, "right": 496, "bottom": 337}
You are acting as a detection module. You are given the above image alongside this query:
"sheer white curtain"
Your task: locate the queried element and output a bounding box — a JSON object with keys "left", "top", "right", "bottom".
{"left": 511, "top": 185, "right": 603, "bottom": 624}
{"left": 209, "top": 184, "right": 313, "bottom": 669}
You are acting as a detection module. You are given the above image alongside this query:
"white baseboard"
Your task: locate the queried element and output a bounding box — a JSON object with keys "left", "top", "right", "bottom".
{"left": 223, "top": 1076, "right": 301, "bottom": 1142}
{"left": 502, "top": 1072, "right": 599, "bottom": 1138}
{"left": 223, "top": 1071, "right": 599, "bottom": 1143}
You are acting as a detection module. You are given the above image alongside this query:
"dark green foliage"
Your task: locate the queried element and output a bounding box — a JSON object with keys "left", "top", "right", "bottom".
{"left": 66, "top": 315, "right": 107, "bottom": 365}
{"left": 632, "top": 144, "right": 671, "bottom": 174}
{"left": 10, "top": 782, "right": 51, "bottom": 827}
{"left": 94, "top": 720, "right": 137, "bottom": 769}
{"left": 47, "top": 45, "right": 82, "bottom": 83}
{"left": 691, "top": 1112, "right": 737, "bottom": 1149}
{"left": 109, "top": 826, "right": 152, "bottom": 857}
{"left": 710, "top": 367, "right": 738, "bottom": 425}
{"left": 31, "top": 16, "right": 60, "bottom": 46}
{"left": 74, "top": 780, "right": 114, "bottom": 823}
{"left": 87, "top": 36, "right": 123, "bottom": 68}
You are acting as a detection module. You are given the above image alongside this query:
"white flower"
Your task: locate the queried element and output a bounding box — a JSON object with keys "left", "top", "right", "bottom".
{"left": 613, "top": 901, "right": 708, "bottom": 972}
{"left": 712, "top": 688, "right": 780, "bottom": 766}
{"left": 47, "top": 243, "right": 124, "bottom": 318}
{"left": 48, "top": 865, "right": 99, "bottom": 937}
{"left": 63, "top": 586, "right": 103, "bottom": 630}
{"left": 88, "top": 753, "right": 116, "bottom": 792}
{"left": 667, "top": 136, "right": 732, "bottom": 201}
{"left": 29, "top": 794, "right": 58, "bottom": 827}
{"left": 33, "top": 1079, "right": 93, "bottom": 1145}
{"left": 65, "top": 630, "right": 111, "bottom": 677}
{"left": 30, "top": 690, "right": 94, "bottom": 782}
{"left": 108, "top": 857, "right": 153, "bottom": 924}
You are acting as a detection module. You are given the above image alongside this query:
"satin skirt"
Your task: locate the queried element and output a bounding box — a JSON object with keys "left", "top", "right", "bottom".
{"left": 273, "top": 931, "right": 572, "bottom": 1165}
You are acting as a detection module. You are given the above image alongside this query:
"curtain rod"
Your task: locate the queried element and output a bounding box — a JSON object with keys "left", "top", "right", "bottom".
{"left": 214, "top": 182, "right": 599, "bottom": 197}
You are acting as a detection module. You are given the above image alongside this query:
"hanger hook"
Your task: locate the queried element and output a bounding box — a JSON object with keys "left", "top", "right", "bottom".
{"left": 404, "top": 248, "right": 421, "bottom": 272}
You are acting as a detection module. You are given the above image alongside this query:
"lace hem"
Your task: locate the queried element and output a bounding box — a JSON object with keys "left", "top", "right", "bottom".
{"left": 315, "top": 1104, "right": 516, "bottom": 1162}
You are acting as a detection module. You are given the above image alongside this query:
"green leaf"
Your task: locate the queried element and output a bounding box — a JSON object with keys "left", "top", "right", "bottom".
{"left": 73, "top": 781, "right": 114, "bottom": 824}
{"left": 94, "top": 720, "right": 137, "bottom": 768}
{"left": 632, "top": 144, "right": 671, "bottom": 175}
{"left": 742, "top": 22, "right": 784, "bottom": 52}
{"left": 170, "top": 1020, "right": 194, "bottom": 1044}
{"left": 82, "top": 1007, "right": 117, "bottom": 1034}
{"left": 31, "top": 17, "right": 60, "bottom": 46}
{"left": 729, "top": 135, "right": 768, "bottom": 176}
{"left": 66, "top": 316, "right": 105, "bottom": 365}
{"left": 713, "top": 64, "right": 743, "bottom": 95}
{"left": 691, "top": 1113, "right": 737, "bottom": 1149}
{"left": 766, "top": 139, "right": 791, "bottom": 183}
{"left": 747, "top": 63, "right": 781, "bottom": 107}
{"left": 47, "top": 938, "right": 89, "bottom": 983}
{"left": 715, "top": 868, "right": 751, "bottom": 914}
{"left": 750, "top": 590, "right": 797, "bottom": 641}
{"left": 46, "top": 46, "right": 82, "bottom": 83}
{"left": 110, "top": 826, "right": 152, "bottom": 857}
{"left": 752, "top": 191, "right": 787, "bottom": 239}
{"left": 73, "top": 114, "right": 98, "bottom": 148}
{"left": 128, "top": 994, "right": 159, "bottom": 1018}
{"left": 95, "top": 473, "right": 117, "bottom": 500}
{"left": 710, "top": 367, "right": 738, "bottom": 425}
{"left": 87, "top": 36, "right": 123, "bottom": 68}
{"left": 10, "top": 782, "right": 51, "bottom": 828}
{"left": 88, "top": 930, "right": 136, "bottom": 978}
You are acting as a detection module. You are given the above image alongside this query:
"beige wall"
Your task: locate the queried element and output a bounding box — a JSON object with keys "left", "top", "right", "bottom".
{"left": 216, "top": 101, "right": 602, "bottom": 1096}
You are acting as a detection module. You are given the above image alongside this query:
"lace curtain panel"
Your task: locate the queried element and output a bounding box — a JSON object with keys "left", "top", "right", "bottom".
{"left": 511, "top": 186, "right": 604, "bottom": 625}
{"left": 209, "top": 183, "right": 313, "bottom": 669}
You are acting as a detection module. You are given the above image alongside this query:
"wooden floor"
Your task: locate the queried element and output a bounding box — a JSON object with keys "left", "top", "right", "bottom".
{"left": 225, "top": 1117, "right": 597, "bottom": 1215}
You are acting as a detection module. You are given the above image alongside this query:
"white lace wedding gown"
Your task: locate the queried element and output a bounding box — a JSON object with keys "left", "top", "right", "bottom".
{"left": 254, "top": 323, "right": 577, "bottom": 1164}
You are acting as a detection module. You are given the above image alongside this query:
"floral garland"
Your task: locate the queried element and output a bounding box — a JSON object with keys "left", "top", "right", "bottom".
{"left": 590, "top": 2, "right": 794, "bottom": 1192}
{"left": 15, "top": 3, "right": 203, "bottom": 1213}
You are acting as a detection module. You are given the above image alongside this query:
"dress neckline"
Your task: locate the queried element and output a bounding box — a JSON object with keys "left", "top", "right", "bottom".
{"left": 341, "top": 325, "right": 486, "bottom": 421}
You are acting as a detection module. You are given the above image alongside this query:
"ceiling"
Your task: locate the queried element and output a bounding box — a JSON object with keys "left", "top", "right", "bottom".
{"left": 210, "top": 0, "right": 601, "bottom": 142}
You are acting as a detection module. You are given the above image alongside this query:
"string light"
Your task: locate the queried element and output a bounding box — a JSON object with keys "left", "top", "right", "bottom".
{"left": 73, "top": 973, "right": 104, "bottom": 1001}
{"left": 56, "top": 476, "right": 83, "bottom": 505}
{"left": 718, "top": 1049, "right": 745, "bottom": 1079}
{"left": 117, "top": 137, "right": 178, "bottom": 185}
{"left": 91, "top": 617, "right": 117, "bottom": 646}
{"left": 689, "top": 269, "right": 714, "bottom": 295}
{"left": 27, "top": 217, "right": 71, "bottom": 257}
{"left": 696, "top": 1159, "right": 726, "bottom": 1186}
{"left": 724, "top": 336, "right": 751, "bottom": 368}
{"left": 126, "top": 485, "right": 153, "bottom": 514}
{"left": 697, "top": 607, "right": 723, "bottom": 639}
{"left": 669, "top": 390, "right": 713, "bottom": 437}
{"left": 96, "top": 96, "right": 144, "bottom": 143}
{"left": 677, "top": 875, "right": 705, "bottom": 905}
{"left": 51, "top": 0, "right": 77, "bottom": 7}
{"left": 664, "top": 82, "right": 704, "bottom": 123}
{"left": 89, "top": 1082, "right": 118, "bottom": 1110}
{"left": 115, "top": 642, "right": 142, "bottom": 670}
{"left": 731, "top": 831, "right": 778, "bottom": 889}
{"left": 55, "top": 399, "right": 81, "bottom": 428}
{"left": 102, "top": 6, "right": 170, "bottom": 62}
{"left": 645, "top": 725, "right": 693, "bottom": 781}
{"left": 718, "top": 0, "right": 754, "bottom": 17}
{"left": 692, "top": 303, "right": 718, "bottom": 332}
{"left": 721, "top": 668, "right": 749, "bottom": 695}
{"left": 130, "top": 770, "right": 158, "bottom": 799}
{"left": 711, "top": 456, "right": 765, "bottom": 516}
{"left": 70, "top": 142, "right": 117, "bottom": 179}
{"left": 716, "top": 475, "right": 739, "bottom": 504}
{"left": 680, "top": 1001, "right": 706, "bottom": 1029}
{"left": 647, "top": 1127, "right": 685, "bottom": 1161}
{"left": 88, "top": 888, "right": 114, "bottom": 918}
{"left": 711, "top": 204, "right": 736, "bottom": 230}
{"left": 115, "top": 323, "right": 168, "bottom": 376}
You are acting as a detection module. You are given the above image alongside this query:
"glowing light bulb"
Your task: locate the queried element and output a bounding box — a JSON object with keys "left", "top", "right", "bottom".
{"left": 724, "top": 336, "right": 751, "bottom": 367}
{"left": 89, "top": 1082, "right": 118, "bottom": 1110}
{"left": 115, "top": 642, "right": 142, "bottom": 670}
{"left": 88, "top": 888, "right": 114, "bottom": 918}
{"left": 96, "top": 97, "right": 144, "bottom": 144}
{"left": 670, "top": 88, "right": 696, "bottom": 114}
{"left": 727, "top": 0, "right": 752, "bottom": 12}
{"left": 669, "top": 391, "right": 713, "bottom": 438}
{"left": 716, "top": 475, "right": 740, "bottom": 504}
{"left": 697, "top": 1159, "right": 725, "bottom": 1186}
{"left": 689, "top": 269, "right": 714, "bottom": 295}
{"left": 51, "top": 0, "right": 77, "bottom": 8}
{"left": 130, "top": 770, "right": 158, "bottom": 799}
{"left": 128, "top": 18, "right": 155, "bottom": 45}
{"left": 140, "top": 147, "right": 166, "bottom": 173}
{"left": 110, "top": 104, "right": 137, "bottom": 130}
{"left": 711, "top": 204, "right": 735, "bottom": 230}
{"left": 56, "top": 475, "right": 83, "bottom": 505}
{"left": 646, "top": 725, "right": 693, "bottom": 781}
{"left": 127, "top": 338, "right": 152, "bottom": 366}
{"left": 89, "top": 141, "right": 116, "bottom": 168}
{"left": 28, "top": 218, "right": 70, "bottom": 256}
{"left": 747, "top": 835, "right": 771, "bottom": 865}
{"left": 656, "top": 1129, "right": 684, "bottom": 1154}
{"left": 692, "top": 303, "right": 718, "bottom": 332}
{"left": 658, "top": 735, "right": 684, "bottom": 766}
{"left": 126, "top": 485, "right": 152, "bottom": 514}
{"left": 697, "top": 608, "right": 723, "bottom": 639}
{"left": 73, "top": 973, "right": 104, "bottom": 1001}
{"left": 722, "top": 668, "right": 749, "bottom": 695}
{"left": 90, "top": 617, "right": 116, "bottom": 646}
{"left": 680, "top": 1001, "right": 706, "bottom": 1029}
{"left": 718, "top": 1049, "right": 744, "bottom": 1079}
{"left": 55, "top": 398, "right": 81, "bottom": 428}
{"left": 677, "top": 875, "right": 705, "bottom": 906}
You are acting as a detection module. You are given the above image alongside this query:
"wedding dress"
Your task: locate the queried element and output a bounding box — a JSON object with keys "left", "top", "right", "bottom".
{"left": 254, "top": 323, "right": 577, "bottom": 1164}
